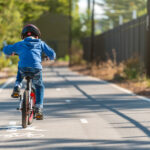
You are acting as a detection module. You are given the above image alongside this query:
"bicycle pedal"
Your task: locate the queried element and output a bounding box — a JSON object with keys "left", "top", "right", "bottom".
{"left": 36, "top": 115, "right": 43, "bottom": 120}
{"left": 16, "top": 107, "right": 22, "bottom": 110}
{"left": 11, "top": 93, "right": 20, "bottom": 98}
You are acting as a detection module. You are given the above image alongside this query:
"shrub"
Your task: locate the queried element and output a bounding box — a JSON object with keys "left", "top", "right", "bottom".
{"left": 9, "top": 55, "right": 19, "bottom": 65}
{"left": 70, "top": 40, "right": 86, "bottom": 65}
{"left": 0, "top": 53, "right": 11, "bottom": 70}
{"left": 90, "top": 54, "right": 142, "bottom": 81}
{"left": 123, "top": 57, "right": 142, "bottom": 80}
{"left": 58, "top": 55, "right": 69, "bottom": 62}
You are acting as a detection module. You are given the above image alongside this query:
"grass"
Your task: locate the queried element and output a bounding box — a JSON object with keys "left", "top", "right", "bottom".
{"left": 58, "top": 55, "right": 69, "bottom": 62}
{"left": 0, "top": 64, "right": 17, "bottom": 86}
{"left": 0, "top": 53, "right": 18, "bottom": 85}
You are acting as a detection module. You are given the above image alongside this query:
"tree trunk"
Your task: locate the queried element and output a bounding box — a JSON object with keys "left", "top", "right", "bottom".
{"left": 146, "top": 0, "right": 150, "bottom": 76}
{"left": 88, "top": 0, "right": 90, "bottom": 10}
{"left": 69, "top": 0, "right": 72, "bottom": 66}
{"left": 90, "top": 0, "right": 95, "bottom": 62}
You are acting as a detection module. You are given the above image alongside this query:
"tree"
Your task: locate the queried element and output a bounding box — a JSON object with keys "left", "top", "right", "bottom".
{"left": 97, "top": 0, "right": 147, "bottom": 30}
{"left": 38, "top": 0, "right": 77, "bottom": 16}
{"left": 146, "top": 0, "right": 150, "bottom": 76}
{"left": 0, "top": 0, "right": 49, "bottom": 46}
{"left": 0, "top": 0, "right": 23, "bottom": 45}
{"left": 17, "top": 0, "right": 48, "bottom": 23}
{"left": 0, "top": 0, "right": 75, "bottom": 46}
{"left": 90, "top": 0, "right": 95, "bottom": 62}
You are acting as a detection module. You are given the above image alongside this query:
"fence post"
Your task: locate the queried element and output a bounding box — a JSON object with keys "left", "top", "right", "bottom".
{"left": 68, "top": 0, "right": 72, "bottom": 66}
{"left": 146, "top": 0, "right": 150, "bottom": 76}
{"left": 90, "top": 0, "right": 95, "bottom": 62}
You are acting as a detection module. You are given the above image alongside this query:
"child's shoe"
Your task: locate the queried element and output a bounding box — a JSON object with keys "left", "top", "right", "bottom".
{"left": 35, "top": 108, "right": 43, "bottom": 120}
{"left": 11, "top": 86, "right": 20, "bottom": 98}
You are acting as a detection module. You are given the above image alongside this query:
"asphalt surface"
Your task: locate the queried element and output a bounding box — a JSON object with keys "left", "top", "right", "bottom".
{"left": 1, "top": 66, "right": 150, "bottom": 150}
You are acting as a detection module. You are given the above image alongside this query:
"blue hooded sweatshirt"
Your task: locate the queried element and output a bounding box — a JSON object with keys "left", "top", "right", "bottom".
{"left": 3, "top": 37, "right": 56, "bottom": 69}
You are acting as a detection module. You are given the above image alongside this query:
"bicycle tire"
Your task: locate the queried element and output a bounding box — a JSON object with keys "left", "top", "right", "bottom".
{"left": 28, "top": 88, "right": 36, "bottom": 125}
{"left": 22, "top": 90, "right": 29, "bottom": 128}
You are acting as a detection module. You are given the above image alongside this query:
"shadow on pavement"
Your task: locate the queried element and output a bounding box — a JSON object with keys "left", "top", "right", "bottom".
{"left": 1, "top": 66, "right": 150, "bottom": 149}
{"left": 1, "top": 138, "right": 150, "bottom": 150}
{"left": 43, "top": 67, "right": 150, "bottom": 139}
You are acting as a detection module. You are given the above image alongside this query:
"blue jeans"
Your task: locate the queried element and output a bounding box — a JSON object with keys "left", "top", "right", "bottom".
{"left": 15, "top": 67, "right": 44, "bottom": 108}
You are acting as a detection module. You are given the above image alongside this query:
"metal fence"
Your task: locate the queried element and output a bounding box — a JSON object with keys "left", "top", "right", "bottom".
{"left": 82, "top": 15, "right": 147, "bottom": 64}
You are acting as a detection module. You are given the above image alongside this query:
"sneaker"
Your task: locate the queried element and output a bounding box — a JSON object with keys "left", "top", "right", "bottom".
{"left": 35, "top": 108, "right": 43, "bottom": 120}
{"left": 11, "top": 86, "right": 20, "bottom": 98}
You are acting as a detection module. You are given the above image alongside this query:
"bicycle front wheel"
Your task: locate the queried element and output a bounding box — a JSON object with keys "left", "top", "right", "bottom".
{"left": 22, "top": 90, "right": 29, "bottom": 128}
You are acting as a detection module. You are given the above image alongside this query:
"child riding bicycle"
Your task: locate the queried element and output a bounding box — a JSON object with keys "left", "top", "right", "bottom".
{"left": 3, "top": 24, "right": 56, "bottom": 119}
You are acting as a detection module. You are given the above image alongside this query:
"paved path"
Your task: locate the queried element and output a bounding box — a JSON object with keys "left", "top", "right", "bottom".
{"left": 0, "top": 66, "right": 150, "bottom": 149}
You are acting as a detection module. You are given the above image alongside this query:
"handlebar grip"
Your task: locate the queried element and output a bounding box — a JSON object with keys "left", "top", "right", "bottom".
{"left": 11, "top": 53, "right": 18, "bottom": 56}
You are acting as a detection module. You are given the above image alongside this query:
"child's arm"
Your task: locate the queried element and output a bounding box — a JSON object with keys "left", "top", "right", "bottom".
{"left": 41, "top": 42, "right": 56, "bottom": 60}
{"left": 3, "top": 44, "right": 17, "bottom": 55}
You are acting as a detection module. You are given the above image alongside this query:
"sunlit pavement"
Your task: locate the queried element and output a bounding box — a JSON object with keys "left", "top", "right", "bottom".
{"left": 1, "top": 66, "right": 150, "bottom": 149}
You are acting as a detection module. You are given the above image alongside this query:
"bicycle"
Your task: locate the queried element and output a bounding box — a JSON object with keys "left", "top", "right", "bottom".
{"left": 16, "top": 73, "right": 39, "bottom": 128}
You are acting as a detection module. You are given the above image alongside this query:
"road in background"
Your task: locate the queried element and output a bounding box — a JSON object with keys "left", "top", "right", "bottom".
{"left": 0, "top": 66, "right": 150, "bottom": 149}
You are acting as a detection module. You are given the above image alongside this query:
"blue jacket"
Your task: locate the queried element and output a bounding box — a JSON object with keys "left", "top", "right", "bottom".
{"left": 3, "top": 37, "right": 56, "bottom": 69}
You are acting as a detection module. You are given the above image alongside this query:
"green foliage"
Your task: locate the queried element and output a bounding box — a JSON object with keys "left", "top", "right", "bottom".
{"left": 70, "top": 41, "right": 86, "bottom": 65}
{"left": 97, "top": 0, "right": 147, "bottom": 31}
{"left": 72, "top": 3, "right": 82, "bottom": 40}
{"left": 78, "top": 10, "right": 91, "bottom": 38}
{"left": 0, "top": 0, "right": 23, "bottom": 45}
{"left": 123, "top": 57, "right": 142, "bottom": 80}
{"left": 38, "top": 0, "right": 78, "bottom": 16}
{"left": 0, "top": 0, "right": 87, "bottom": 71}
{"left": 0, "top": 0, "right": 81, "bottom": 48}
{"left": 0, "top": 0, "right": 48, "bottom": 47}
{"left": 58, "top": 55, "right": 69, "bottom": 62}
{"left": 9, "top": 55, "right": 19, "bottom": 65}
{"left": 0, "top": 53, "right": 11, "bottom": 70}
{"left": 17, "top": 0, "right": 48, "bottom": 22}
{"left": 70, "top": 1, "right": 91, "bottom": 41}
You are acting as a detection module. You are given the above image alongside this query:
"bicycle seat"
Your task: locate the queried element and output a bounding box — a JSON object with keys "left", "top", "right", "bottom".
{"left": 22, "top": 72, "right": 35, "bottom": 79}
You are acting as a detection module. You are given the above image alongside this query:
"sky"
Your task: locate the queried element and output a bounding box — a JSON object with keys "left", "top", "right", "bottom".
{"left": 78, "top": 0, "right": 104, "bottom": 19}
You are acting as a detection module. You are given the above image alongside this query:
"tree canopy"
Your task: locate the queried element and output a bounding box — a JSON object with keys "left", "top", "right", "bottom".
{"left": 0, "top": 0, "right": 80, "bottom": 46}
{"left": 97, "top": 0, "right": 147, "bottom": 31}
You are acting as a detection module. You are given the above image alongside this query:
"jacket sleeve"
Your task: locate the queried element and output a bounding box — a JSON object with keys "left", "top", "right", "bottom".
{"left": 3, "top": 43, "right": 18, "bottom": 55}
{"left": 41, "top": 41, "right": 56, "bottom": 60}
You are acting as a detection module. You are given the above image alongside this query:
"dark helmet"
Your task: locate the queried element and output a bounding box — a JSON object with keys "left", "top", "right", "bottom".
{"left": 21, "top": 24, "right": 41, "bottom": 39}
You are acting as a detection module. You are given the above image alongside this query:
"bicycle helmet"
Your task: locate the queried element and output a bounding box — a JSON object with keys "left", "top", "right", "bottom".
{"left": 21, "top": 24, "right": 41, "bottom": 39}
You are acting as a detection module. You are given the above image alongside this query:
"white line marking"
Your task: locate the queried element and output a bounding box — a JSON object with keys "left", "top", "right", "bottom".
{"left": 87, "top": 75, "right": 150, "bottom": 102}
{"left": 4, "top": 125, "right": 46, "bottom": 138}
{"left": 80, "top": 119, "right": 88, "bottom": 124}
{"left": 56, "top": 88, "right": 61, "bottom": 91}
{"left": 7, "top": 128, "right": 17, "bottom": 132}
{"left": 24, "top": 126, "right": 46, "bottom": 131}
{"left": 9, "top": 121, "right": 17, "bottom": 125}
{"left": 0, "top": 77, "right": 15, "bottom": 93}
{"left": 136, "top": 95, "right": 150, "bottom": 102}
{"left": 7, "top": 122, "right": 21, "bottom": 132}
{"left": 108, "top": 82, "right": 150, "bottom": 102}
{"left": 3, "top": 132, "right": 44, "bottom": 138}
{"left": 87, "top": 75, "right": 135, "bottom": 95}
{"left": 7, "top": 126, "right": 21, "bottom": 132}
{"left": 109, "top": 83, "right": 135, "bottom": 95}
{"left": 66, "top": 100, "right": 71, "bottom": 103}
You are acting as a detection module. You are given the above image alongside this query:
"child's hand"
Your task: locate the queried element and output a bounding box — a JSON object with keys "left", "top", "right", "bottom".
{"left": 3, "top": 41, "right": 7, "bottom": 47}
{"left": 46, "top": 56, "right": 49, "bottom": 61}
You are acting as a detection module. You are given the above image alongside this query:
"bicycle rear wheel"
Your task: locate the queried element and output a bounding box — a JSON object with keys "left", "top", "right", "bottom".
{"left": 22, "top": 90, "right": 29, "bottom": 128}
{"left": 28, "top": 88, "right": 36, "bottom": 125}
